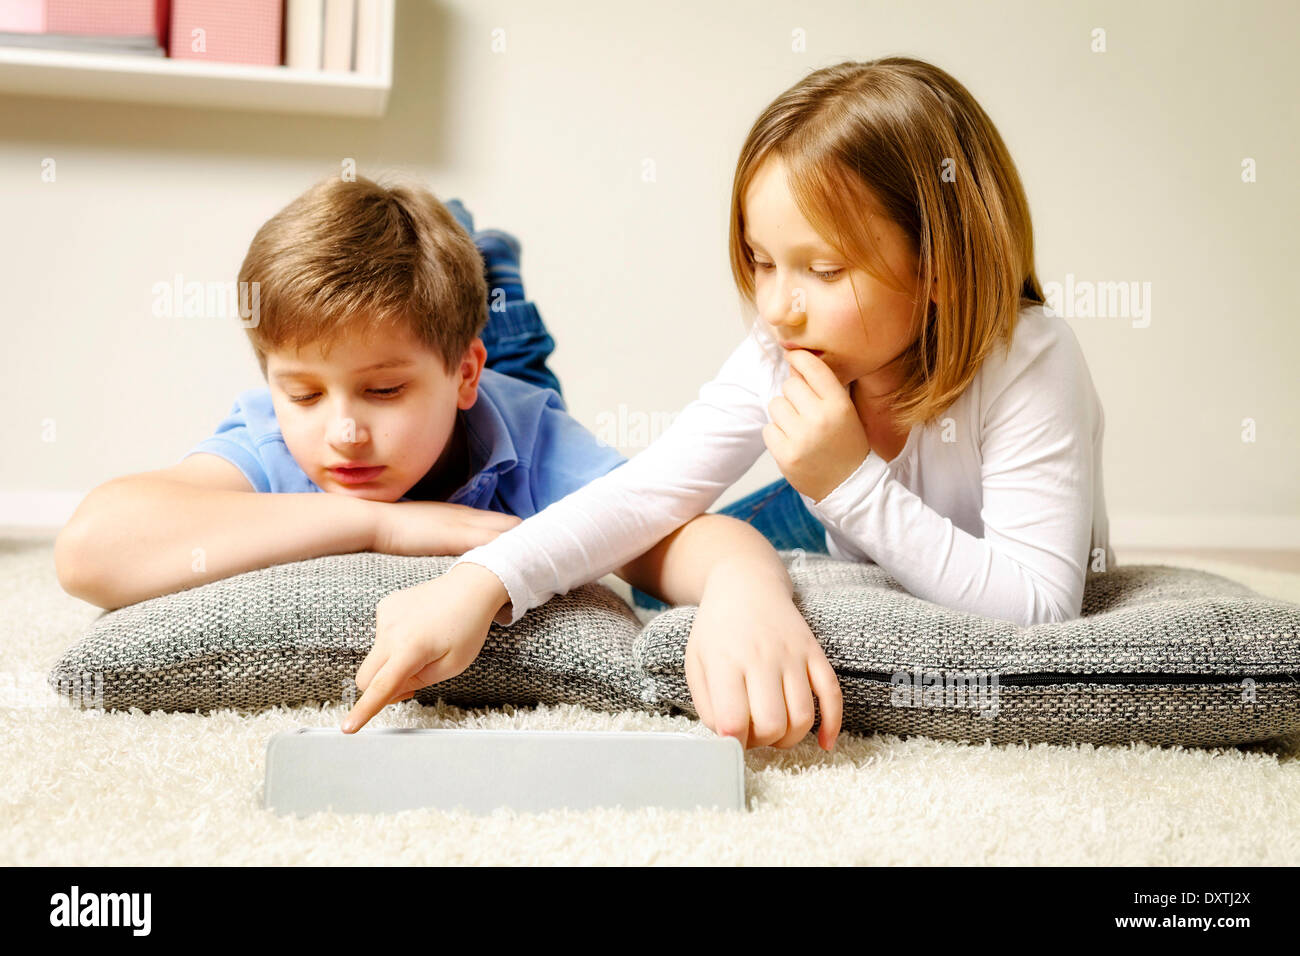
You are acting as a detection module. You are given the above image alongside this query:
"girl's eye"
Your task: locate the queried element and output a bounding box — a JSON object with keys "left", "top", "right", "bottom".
{"left": 752, "top": 260, "right": 842, "bottom": 281}
{"left": 287, "top": 385, "right": 407, "bottom": 404}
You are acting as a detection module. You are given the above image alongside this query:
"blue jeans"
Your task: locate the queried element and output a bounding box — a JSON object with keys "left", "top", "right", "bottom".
{"left": 628, "top": 479, "right": 830, "bottom": 611}
{"left": 480, "top": 299, "right": 564, "bottom": 401}
{"left": 452, "top": 197, "right": 564, "bottom": 402}
{"left": 471, "top": 213, "right": 826, "bottom": 611}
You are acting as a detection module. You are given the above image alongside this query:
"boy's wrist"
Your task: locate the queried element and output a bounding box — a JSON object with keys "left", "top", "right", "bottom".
{"left": 359, "top": 497, "right": 390, "bottom": 553}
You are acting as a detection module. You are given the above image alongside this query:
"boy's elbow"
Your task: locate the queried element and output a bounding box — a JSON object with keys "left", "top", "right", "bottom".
{"left": 53, "top": 519, "right": 117, "bottom": 610}
{"left": 54, "top": 521, "right": 94, "bottom": 601}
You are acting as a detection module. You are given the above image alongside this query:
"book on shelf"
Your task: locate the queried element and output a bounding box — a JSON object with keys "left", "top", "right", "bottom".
{"left": 169, "top": 0, "right": 281, "bottom": 66}
{"left": 288, "top": 0, "right": 385, "bottom": 75}
{"left": 2, "top": 0, "right": 387, "bottom": 75}
{"left": 0, "top": 0, "right": 169, "bottom": 56}
{"left": 285, "top": 0, "right": 323, "bottom": 70}
{"left": 353, "top": 0, "right": 382, "bottom": 75}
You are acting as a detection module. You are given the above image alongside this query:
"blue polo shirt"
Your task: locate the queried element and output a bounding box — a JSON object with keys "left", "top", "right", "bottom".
{"left": 179, "top": 368, "right": 627, "bottom": 516}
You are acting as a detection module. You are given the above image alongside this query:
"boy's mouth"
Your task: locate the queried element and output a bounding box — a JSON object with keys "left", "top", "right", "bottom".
{"left": 330, "top": 466, "right": 386, "bottom": 485}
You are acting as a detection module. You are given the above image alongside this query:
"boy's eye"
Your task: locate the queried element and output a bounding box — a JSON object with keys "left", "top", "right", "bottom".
{"left": 286, "top": 385, "right": 407, "bottom": 404}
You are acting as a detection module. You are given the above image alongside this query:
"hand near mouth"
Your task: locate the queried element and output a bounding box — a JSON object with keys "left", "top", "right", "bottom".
{"left": 763, "top": 347, "right": 872, "bottom": 503}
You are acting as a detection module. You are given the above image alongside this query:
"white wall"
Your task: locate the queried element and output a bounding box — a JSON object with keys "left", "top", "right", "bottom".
{"left": 1, "top": 0, "right": 1296, "bottom": 547}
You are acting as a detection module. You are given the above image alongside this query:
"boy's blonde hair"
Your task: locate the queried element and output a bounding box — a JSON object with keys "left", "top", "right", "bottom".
{"left": 238, "top": 175, "right": 487, "bottom": 378}
{"left": 728, "top": 57, "right": 1044, "bottom": 428}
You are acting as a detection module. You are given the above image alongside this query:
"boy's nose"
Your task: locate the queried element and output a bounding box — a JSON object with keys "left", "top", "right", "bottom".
{"left": 329, "top": 411, "right": 370, "bottom": 447}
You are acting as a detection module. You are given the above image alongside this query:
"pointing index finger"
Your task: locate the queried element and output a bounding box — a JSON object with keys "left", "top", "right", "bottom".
{"left": 342, "top": 651, "right": 419, "bottom": 733}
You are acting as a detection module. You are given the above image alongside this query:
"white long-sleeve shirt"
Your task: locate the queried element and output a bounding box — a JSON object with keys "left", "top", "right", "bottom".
{"left": 453, "top": 302, "right": 1113, "bottom": 628}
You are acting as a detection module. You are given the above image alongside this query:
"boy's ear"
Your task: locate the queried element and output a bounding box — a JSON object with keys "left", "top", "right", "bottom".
{"left": 455, "top": 338, "right": 488, "bottom": 410}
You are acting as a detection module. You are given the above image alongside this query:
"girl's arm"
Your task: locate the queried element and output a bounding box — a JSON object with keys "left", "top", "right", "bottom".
{"left": 348, "top": 328, "right": 847, "bottom": 749}
{"left": 451, "top": 327, "right": 778, "bottom": 625}
{"left": 806, "top": 318, "right": 1105, "bottom": 627}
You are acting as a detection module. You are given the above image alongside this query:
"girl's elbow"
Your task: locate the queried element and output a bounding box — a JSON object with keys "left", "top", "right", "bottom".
{"left": 1024, "top": 587, "right": 1083, "bottom": 627}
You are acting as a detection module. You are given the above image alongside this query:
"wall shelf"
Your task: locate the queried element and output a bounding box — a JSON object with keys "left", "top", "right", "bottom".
{"left": 0, "top": 1, "right": 394, "bottom": 118}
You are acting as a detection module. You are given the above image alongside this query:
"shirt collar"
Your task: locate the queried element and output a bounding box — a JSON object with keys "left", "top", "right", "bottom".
{"left": 459, "top": 375, "right": 519, "bottom": 478}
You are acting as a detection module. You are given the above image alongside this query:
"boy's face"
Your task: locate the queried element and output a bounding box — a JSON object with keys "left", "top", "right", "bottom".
{"left": 265, "top": 323, "right": 486, "bottom": 502}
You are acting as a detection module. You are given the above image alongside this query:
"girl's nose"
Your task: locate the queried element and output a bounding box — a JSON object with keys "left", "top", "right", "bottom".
{"left": 761, "top": 280, "right": 807, "bottom": 331}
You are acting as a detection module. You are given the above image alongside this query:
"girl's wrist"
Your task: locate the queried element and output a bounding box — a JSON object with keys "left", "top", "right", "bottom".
{"left": 445, "top": 561, "right": 510, "bottom": 618}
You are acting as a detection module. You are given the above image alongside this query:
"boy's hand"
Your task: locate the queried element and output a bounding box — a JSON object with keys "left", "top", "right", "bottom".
{"left": 764, "top": 348, "right": 872, "bottom": 503}
{"left": 371, "top": 500, "right": 521, "bottom": 556}
{"left": 684, "top": 564, "right": 842, "bottom": 751}
{"left": 341, "top": 562, "right": 508, "bottom": 733}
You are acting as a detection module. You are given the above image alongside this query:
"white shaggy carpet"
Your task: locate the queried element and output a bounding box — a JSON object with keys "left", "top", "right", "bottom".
{"left": 3, "top": 535, "right": 1298, "bottom": 866}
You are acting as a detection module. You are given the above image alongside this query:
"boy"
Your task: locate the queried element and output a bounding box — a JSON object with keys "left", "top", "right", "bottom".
{"left": 54, "top": 174, "right": 841, "bottom": 751}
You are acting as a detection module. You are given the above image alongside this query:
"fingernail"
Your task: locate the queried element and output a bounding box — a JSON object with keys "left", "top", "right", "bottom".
{"left": 341, "top": 720, "right": 355, "bottom": 733}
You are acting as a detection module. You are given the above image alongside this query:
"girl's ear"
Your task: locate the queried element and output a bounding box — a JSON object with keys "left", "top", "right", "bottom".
{"left": 456, "top": 338, "right": 487, "bottom": 410}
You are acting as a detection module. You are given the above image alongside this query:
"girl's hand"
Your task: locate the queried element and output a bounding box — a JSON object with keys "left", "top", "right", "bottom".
{"left": 684, "top": 566, "right": 842, "bottom": 751}
{"left": 342, "top": 562, "right": 509, "bottom": 733}
{"left": 763, "top": 348, "right": 872, "bottom": 503}
{"left": 371, "top": 500, "right": 521, "bottom": 556}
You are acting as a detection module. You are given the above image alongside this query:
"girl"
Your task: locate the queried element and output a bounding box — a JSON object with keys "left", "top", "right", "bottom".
{"left": 347, "top": 56, "right": 1113, "bottom": 751}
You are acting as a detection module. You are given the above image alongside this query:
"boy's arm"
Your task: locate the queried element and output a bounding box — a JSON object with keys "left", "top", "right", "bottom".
{"left": 613, "top": 512, "right": 792, "bottom": 608}
{"left": 55, "top": 455, "right": 376, "bottom": 610}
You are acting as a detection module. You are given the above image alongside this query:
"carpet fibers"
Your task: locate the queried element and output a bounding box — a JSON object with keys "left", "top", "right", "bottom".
{"left": 4, "top": 537, "right": 1298, "bottom": 866}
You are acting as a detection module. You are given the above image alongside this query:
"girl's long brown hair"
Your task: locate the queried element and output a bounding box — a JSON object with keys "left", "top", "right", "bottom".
{"left": 729, "top": 57, "right": 1044, "bottom": 427}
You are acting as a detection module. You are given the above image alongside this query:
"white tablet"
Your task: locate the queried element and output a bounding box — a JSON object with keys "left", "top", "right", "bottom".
{"left": 263, "top": 727, "right": 747, "bottom": 815}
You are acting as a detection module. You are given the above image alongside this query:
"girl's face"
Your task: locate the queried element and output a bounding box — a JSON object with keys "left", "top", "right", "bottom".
{"left": 265, "top": 323, "right": 484, "bottom": 502}
{"left": 743, "top": 155, "right": 931, "bottom": 395}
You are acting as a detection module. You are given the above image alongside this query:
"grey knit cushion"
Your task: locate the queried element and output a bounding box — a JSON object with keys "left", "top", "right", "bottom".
{"left": 50, "top": 550, "right": 1300, "bottom": 748}
{"left": 634, "top": 552, "right": 1300, "bottom": 747}
{"left": 47, "top": 552, "right": 648, "bottom": 715}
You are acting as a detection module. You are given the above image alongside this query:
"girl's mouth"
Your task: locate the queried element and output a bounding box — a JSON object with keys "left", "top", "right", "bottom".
{"left": 780, "top": 343, "right": 825, "bottom": 357}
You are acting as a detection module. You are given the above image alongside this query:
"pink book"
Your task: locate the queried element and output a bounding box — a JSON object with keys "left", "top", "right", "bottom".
{"left": 169, "top": 0, "right": 280, "bottom": 65}
{"left": 2, "top": 1, "right": 170, "bottom": 53}
{"left": 47, "top": 1, "right": 156, "bottom": 34}
{"left": 0, "top": 0, "right": 46, "bottom": 33}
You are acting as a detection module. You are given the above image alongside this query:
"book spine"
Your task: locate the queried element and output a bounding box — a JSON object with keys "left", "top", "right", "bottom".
{"left": 285, "top": 0, "right": 323, "bottom": 71}
{"left": 353, "top": 0, "right": 381, "bottom": 76}
{"left": 321, "top": 0, "right": 355, "bottom": 72}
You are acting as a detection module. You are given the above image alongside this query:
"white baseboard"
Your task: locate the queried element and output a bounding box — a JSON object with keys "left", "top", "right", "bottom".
{"left": 0, "top": 491, "right": 86, "bottom": 533}
{"left": 1108, "top": 514, "right": 1300, "bottom": 551}
{"left": 1, "top": 492, "right": 1296, "bottom": 552}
